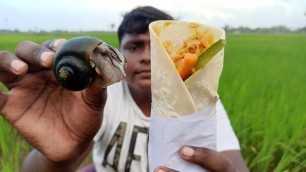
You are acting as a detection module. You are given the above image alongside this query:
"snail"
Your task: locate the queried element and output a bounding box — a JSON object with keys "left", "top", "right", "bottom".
{"left": 53, "top": 36, "right": 127, "bottom": 91}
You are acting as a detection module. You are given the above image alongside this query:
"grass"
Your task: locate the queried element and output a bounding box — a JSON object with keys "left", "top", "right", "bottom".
{"left": 0, "top": 33, "right": 305, "bottom": 171}
{"left": 219, "top": 34, "right": 306, "bottom": 171}
{"left": 0, "top": 32, "right": 119, "bottom": 52}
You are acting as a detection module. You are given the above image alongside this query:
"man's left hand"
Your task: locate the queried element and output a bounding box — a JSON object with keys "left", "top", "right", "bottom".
{"left": 154, "top": 146, "right": 237, "bottom": 172}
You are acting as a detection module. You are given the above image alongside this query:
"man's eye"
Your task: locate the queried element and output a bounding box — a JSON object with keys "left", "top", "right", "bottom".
{"left": 127, "top": 46, "right": 138, "bottom": 52}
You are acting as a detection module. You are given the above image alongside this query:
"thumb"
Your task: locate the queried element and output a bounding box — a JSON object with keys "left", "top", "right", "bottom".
{"left": 179, "top": 146, "right": 235, "bottom": 172}
{"left": 83, "top": 74, "right": 107, "bottom": 111}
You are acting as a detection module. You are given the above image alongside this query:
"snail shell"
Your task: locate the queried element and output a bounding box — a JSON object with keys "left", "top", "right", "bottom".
{"left": 53, "top": 36, "right": 126, "bottom": 91}
{"left": 53, "top": 55, "right": 93, "bottom": 91}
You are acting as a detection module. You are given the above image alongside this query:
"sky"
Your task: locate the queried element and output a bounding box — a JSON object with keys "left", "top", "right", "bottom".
{"left": 0, "top": 0, "right": 306, "bottom": 32}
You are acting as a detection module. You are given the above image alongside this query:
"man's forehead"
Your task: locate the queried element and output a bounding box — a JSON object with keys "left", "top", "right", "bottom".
{"left": 121, "top": 32, "right": 150, "bottom": 44}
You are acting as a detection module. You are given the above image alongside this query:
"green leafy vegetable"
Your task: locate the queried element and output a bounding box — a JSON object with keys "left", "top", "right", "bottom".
{"left": 194, "top": 39, "right": 226, "bottom": 70}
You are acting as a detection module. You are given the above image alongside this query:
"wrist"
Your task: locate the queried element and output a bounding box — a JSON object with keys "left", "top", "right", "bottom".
{"left": 40, "top": 151, "right": 76, "bottom": 170}
{"left": 21, "top": 150, "right": 78, "bottom": 172}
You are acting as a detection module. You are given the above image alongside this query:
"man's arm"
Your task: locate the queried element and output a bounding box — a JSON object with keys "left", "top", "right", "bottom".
{"left": 0, "top": 40, "right": 106, "bottom": 172}
{"left": 21, "top": 150, "right": 77, "bottom": 172}
{"left": 155, "top": 146, "right": 248, "bottom": 172}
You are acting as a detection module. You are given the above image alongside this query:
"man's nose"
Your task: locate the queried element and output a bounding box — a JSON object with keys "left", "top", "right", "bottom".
{"left": 140, "top": 45, "right": 151, "bottom": 64}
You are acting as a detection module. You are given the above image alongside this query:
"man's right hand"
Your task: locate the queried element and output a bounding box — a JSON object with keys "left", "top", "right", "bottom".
{"left": 0, "top": 39, "right": 106, "bottom": 163}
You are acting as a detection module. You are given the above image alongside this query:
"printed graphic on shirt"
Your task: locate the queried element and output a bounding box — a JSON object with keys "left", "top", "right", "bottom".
{"left": 102, "top": 122, "right": 148, "bottom": 171}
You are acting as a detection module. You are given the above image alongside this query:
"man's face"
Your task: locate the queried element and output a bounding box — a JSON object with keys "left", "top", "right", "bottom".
{"left": 120, "top": 31, "right": 151, "bottom": 91}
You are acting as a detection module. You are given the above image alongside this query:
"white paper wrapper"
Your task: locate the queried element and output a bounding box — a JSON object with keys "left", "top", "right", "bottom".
{"left": 148, "top": 106, "right": 216, "bottom": 172}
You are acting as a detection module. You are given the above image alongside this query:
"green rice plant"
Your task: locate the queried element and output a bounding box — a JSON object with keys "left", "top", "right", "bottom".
{"left": 0, "top": 33, "right": 305, "bottom": 171}
{"left": 219, "top": 34, "right": 306, "bottom": 171}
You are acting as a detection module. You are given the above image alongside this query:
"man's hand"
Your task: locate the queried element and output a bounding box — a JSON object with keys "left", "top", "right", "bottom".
{"left": 0, "top": 39, "right": 106, "bottom": 163}
{"left": 154, "top": 146, "right": 238, "bottom": 172}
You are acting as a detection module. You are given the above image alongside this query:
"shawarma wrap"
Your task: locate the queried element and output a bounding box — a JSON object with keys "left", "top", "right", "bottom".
{"left": 150, "top": 20, "right": 225, "bottom": 118}
{"left": 148, "top": 20, "right": 225, "bottom": 171}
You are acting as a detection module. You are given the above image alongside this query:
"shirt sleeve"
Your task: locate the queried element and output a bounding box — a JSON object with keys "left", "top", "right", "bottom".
{"left": 216, "top": 100, "right": 241, "bottom": 152}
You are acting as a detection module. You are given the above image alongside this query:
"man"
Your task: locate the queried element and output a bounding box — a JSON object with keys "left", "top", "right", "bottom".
{"left": 0, "top": 6, "right": 248, "bottom": 172}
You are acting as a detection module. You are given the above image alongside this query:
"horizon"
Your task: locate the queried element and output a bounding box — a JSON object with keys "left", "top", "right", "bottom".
{"left": 1, "top": 25, "right": 305, "bottom": 33}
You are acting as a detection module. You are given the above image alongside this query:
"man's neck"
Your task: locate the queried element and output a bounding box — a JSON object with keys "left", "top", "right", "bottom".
{"left": 128, "top": 86, "right": 152, "bottom": 117}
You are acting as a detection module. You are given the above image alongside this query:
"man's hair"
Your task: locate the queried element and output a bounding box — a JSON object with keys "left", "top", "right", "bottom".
{"left": 117, "top": 6, "right": 173, "bottom": 44}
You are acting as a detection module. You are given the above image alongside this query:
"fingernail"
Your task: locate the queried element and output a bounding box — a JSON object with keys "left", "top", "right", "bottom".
{"left": 157, "top": 169, "right": 166, "bottom": 172}
{"left": 40, "top": 52, "right": 53, "bottom": 67}
{"left": 182, "top": 146, "right": 194, "bottom": 157}
{"left": 53, "top": 39, "right": 67, "bottom": 50}
{"left": 11, "top": 59, "right": 27, "bottom": 73}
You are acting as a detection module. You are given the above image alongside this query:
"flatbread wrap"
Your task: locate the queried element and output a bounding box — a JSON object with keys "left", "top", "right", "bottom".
{"left": 150, "top": 20, "right": 225, "bottom": 118}
{"left": 148, "top": 20, "right": 225, "bottom": 171}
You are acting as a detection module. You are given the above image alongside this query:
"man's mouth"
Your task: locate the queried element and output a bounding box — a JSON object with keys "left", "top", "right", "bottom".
{"left": 136, "top": 69, "right": 151, "bottom": 74}
{"left": 136, "top": 69, "right": 151, "bottom": 77}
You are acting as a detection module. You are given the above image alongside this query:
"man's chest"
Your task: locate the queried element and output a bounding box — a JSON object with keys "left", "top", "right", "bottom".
{"left": 94, "top": 110, "right": 150, "bottom": 172}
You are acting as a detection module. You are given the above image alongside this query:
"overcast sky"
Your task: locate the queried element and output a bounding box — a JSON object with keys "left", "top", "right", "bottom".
{"left": 0, "top": 0, "right": 306, "bottom": 32}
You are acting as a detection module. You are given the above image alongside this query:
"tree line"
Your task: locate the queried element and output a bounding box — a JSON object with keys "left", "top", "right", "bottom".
{"left": 224, "top": 25, "right": 306, "bottom": 34}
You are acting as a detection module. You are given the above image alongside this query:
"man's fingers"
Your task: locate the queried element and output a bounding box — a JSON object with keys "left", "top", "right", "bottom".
{"left": 154, "top": 167, "right": 179, "bottom": 172}
{"left": 0, "top": 51, "right": 28, "bottom": 88}
{"left": 42, "top": 39, "right": 67, "bottom": 51}
{"left": 179, "top": 146, "right": 236, "bottom": 172}
{"left": 0, "top": 51, "right": 28, "bottom": 75}
{"left": 15, "top": 41, "right": 54, "bottom": 69}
